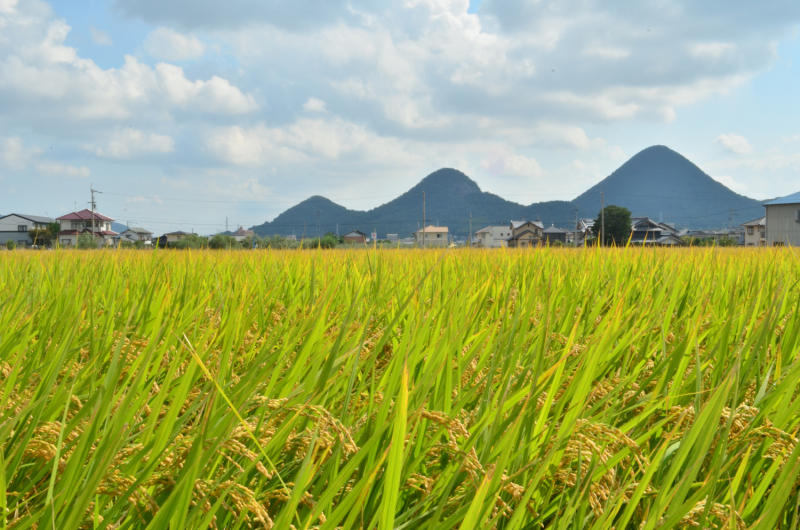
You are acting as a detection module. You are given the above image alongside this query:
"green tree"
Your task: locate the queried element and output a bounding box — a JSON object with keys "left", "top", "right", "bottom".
{"left": 591, "top": 205, "right": 632, "bottom": 246}
{"left": 77, "top": 233, "right": 99, "bottom": 249}
{"left": 208, "top": 234, "right": 240, "bottom": 250}
{"left": 174, "top": 234, "right": 209, "bottom": 250}
{"left": 6, "top": 239, "right": 15, "bottom": 250}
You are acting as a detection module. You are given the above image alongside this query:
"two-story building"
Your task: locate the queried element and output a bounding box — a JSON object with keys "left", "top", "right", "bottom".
{"left": 0, "top": 214, "right": 55, "bottom": 247}
{"left": 232, "top": 227, "right": 255, "bottom": 242}
{"left": 507, "top": 220, "right": 543, "bottom": 248}
{"left": 56, "top": 210, "right": 118, "bottom": 247}
{"left": 472, "top": 226, "right": 510, "bottom": 248}
{"left": 119, "top": 227, "right": 153, "bottom": 244}
{"left": 414, "top": 226, "right": 449, "bottom": 247}
{"left": 765, "top": 192, "right": 800, "bottom": 246}
{"left": 543, "top": 225, "right": 569, "bottom": 245}
{"left": 740, "top": 216, "right": 766, "bottom": 247}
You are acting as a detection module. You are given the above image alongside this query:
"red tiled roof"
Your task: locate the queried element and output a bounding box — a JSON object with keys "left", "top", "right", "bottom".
{"left": 56, "top": 209, "right": 115, "bottom": 222}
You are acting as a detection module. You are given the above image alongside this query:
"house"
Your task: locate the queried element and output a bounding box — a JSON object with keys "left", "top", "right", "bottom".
{"left": 472, "top": 226, "right": 510, "bottom": 248}
{"left": 164, "top": 231, "right": 190, "bottom": 244}
{"left": 630, "top": 217, "right": 664, "bottom": 242}
{"left": 0, "top": 213, "right": 55, "bottom": 247}
{"left": 542, "top": 225, "right": 568, "bottom": 245}
{"left": 343, "top": 230, "right": 367, "bottom": 244}
{"left": 386, "top": 234, "right": 399, "bottom": 242}
{"left": 119, "top": 227, "right": 153, "bottom": 244}
{"left": 56, "top": 209, "right": 118, "bottom": 247}
{"left": 653, "top": 234, "right": 683, "bottom": 246}
{"left": 740, "top": 217, "right": 766, "bottom": 246}
{"left": 507, "top": 220, "right": 543, "bottom": 248}
{"left": 232, "top": 227, "right": 255, "bottom": 242}
{"left": 765, "top": 192, "right": 800, "bottom": 246}
{"left": 414, "top": 225, "right": 449, "bottom": 247}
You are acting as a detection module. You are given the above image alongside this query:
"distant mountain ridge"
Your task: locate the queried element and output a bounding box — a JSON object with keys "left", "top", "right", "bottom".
{"left": 251, "top": 146, "right": 766, "bottom": 238}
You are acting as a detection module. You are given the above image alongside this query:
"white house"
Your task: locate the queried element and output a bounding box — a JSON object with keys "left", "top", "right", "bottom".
{"left": 472, "top": 226, "right": 510, "bottom": 248}
{"left": 0, "top": 214, "right": 55, "bottom": 247}
{"left": 120, "top": 227, "right": 153, "bottom": 244}
{"left": 740, "top": 216, "right": 766, "bottom": 247}
{"left": 56, "top": 209, "right": 118, "bottom": 247}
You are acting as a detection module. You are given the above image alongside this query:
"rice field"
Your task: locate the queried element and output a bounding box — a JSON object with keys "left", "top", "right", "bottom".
{"left": 1, "top": 247, "right": 800, "bottom": 529}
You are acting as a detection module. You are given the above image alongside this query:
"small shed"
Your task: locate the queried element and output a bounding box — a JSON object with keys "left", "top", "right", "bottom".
{"left": 343, "top": 230, "right": 367, "bottom": 244}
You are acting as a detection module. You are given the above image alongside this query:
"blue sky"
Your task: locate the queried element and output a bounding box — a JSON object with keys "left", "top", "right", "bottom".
{"left": 1, "top": 0, "right": 799, "bottom": 234}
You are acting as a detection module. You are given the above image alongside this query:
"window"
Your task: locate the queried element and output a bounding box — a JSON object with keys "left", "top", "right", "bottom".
{"left": 18, "top": 225, "right": 27, "bottom": 232}
{"left": 437, "top": 234, "right": 441, "bottom": 238}
{"left": 747, "top": 227, "right": 754, "bottom": 235}
{"left": 774, "top": 241, "right": 785, "bottom": 247}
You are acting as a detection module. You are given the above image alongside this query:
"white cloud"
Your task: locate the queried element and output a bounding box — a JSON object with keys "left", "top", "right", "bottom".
{"left": 90, "top": 129, "right": 175, "bottom": 158}
{"left": 144, "top": 28, "right": 205, "bottom": 61}
{"left": 35, "top": 162, "right": 90, "bottom": 178}
{"left": 480, "top": 149, "right": 543, "bottom": 178}
{"left": 0, "top": 0, "right": 17, "bottom": 15}
{"left": 0, "top": 137, "right": 41, "bottom": 169}
{"left": 716, "top": 133, "right": 753, "bottom": 155}
{"left": 89, "top": 27, "right": 113, "bottom": 46}
{"left": 303, "top": 97, "right": 327, "bottom": 113}
{"left": 0, "top": 15, "right": 257, "bottom": 125}
{"left": 584, "top": 46, "right": 630, "bottom": 59}
{"left": 206, "top": 117, "right": 420, "bottom": 167}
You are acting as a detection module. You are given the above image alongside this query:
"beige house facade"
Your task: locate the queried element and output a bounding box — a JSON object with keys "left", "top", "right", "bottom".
{"left": 507, "top": 220, "right": 543, "bottom": 248}
{"left": 740, "top": 216, "right": 766, "bottom": 247}
{"left": 765, "top": 192, "right": 800, "bottom": 247}
{"left": 414, "top": 225, "right": 449, "bottom": 247}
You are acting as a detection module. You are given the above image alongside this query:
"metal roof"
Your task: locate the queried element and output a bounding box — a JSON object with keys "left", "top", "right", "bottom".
{"left": 122, "top": 227, "right": 153, "bottom": 234}
{"left": 0, "top": 213, "right": 55, "bottom": 224}
{"left": 765, "top": 191, "right": 800, "bottom": 206}
{"left": 543, "top": 225, "right": 568, "bottom": 233}
{"left": 56, "top": 209, "right": 115, "bottom": 222}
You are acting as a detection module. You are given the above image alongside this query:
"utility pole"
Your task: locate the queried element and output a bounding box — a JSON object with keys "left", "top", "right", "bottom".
{"left": 728, "top": 209, "right": 737, "bottom": 229}
{"left": 90, "top": 185, "right": 101, "bottom": 244}
{"left": 422, "top": 191, "right": 426, "bottom": 250}
{"left": 469, "top": 211, "right": 472, "bottom": 248}
{"left": 600, "top": 192, "right": 605, "bottom": 248}
{"left": 572, "top": 208, "right": 579, "bottom": 246}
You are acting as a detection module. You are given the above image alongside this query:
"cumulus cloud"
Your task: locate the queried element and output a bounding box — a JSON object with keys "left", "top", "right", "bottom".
{"left": 481, "top": 150, "right": 543, "bottom": 178}
{"left": 716, "top": 133, "right": 753, "bottom": 155}
{"left": 0, "top": 137, "right": 42, "bottom": 169}
{"left": 303, "top": 97, "right": 327, "bottom": 113}
{"left": 90, "top": 129, "right": 175, "bottom": 158}
{"left": 35, "top": 162, "right": 90, "bottom": 178}
{"left": 206, "top": 117, "right": 420, "bottom": 167}
{"left": 144, "top": 27, "right": 205, "bottom": 61}
{"left": 89, "top": 26, "right": 113, "bottom": 45}
{"left": 0, "top": 10, "right": 257, "bottom": 128}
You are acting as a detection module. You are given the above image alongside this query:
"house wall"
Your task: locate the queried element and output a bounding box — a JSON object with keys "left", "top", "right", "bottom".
{"left": 475, "top": 227, "right": 509, "bottom": 248}
{"left": 544, "top": 232, "right": 567, "bottom": 244}
{"left": 414, "top": 232, "right": 448, "bottom": 247}
{"left": 343, "top": 235, "right": 365, "bottom": 243}
{"left": 0, "top": 215, "right": 51, "bottom": 246}
{"left": 766, "top": 204, "right": 800, "bottom": 246}
{"left": 743, "top": 225, "right": 765, "bottom": 247}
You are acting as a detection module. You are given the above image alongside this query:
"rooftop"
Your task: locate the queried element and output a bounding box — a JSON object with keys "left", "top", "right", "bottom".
{"left": 0, "top": 213, "right": 55, "bottom": 224}
{"left": 56, "top": 209, "right": 115, "bottom": 222}
{"left": 766, "top": 192, "right": 800, "bottom": 206}
{"left": 414, "top": 225, "right": 449, "bottom": 233}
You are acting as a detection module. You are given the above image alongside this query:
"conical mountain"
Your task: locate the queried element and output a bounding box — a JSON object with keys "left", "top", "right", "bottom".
{"left": 251, "top": 146, "right": 767, "bottom": 238}
{"left": 571, "top": 146, "right": 763, "bottom": 227}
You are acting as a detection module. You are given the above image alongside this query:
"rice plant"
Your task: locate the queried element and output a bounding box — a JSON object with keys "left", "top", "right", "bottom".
{"left": 1, "top": 247, "right": 799, "bottom": 529}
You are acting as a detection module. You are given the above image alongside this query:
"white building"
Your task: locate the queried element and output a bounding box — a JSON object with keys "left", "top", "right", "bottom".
{"left": 0, "top": 214, "right": 55, "bottom": 247}
{"left": 740, "top": 216, "right": 766, "bottom": 247}
{"left": 472, "top": 226, "right": 510, "bottom": 248}
{"left": 119, "top": 227, "right": 153, "bottom": 244}
{"left": 56, "top": 209, "right": 118, "bottom": 247}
